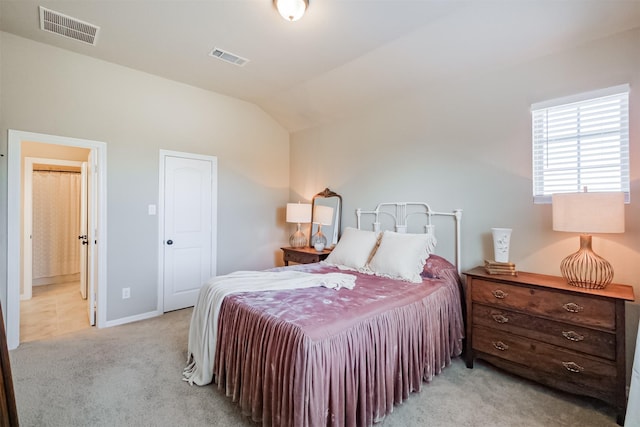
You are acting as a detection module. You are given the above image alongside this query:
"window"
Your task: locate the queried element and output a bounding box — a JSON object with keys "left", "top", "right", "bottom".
{"left": 531, "top": 84, "right": 629, "bottom": 204}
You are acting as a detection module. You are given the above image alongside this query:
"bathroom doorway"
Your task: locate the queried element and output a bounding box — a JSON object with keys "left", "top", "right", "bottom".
{"left": 7, "top": 130, "right": 107, "bottom": 350}
{"left": 20, "top": 156, "right": 89, "bottom": 342}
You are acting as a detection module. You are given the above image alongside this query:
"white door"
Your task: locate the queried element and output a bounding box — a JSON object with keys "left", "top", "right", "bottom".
{"left": 79, "top": 161, "right": 88, "bottom": 300}
{"left": 162, "top": 153, "right": 216, "bottom": 312}
{"left": 86, "top": 152, "right": 98, "bottom": 326}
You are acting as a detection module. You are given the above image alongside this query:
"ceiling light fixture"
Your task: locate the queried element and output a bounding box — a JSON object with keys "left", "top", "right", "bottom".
{"left": 274, "top": 0, "right": 309, "bottom": 22}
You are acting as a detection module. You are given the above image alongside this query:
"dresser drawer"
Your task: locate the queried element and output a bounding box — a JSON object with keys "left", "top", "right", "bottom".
{"left": 472, "top": 304, "right": 616, "bottom": 360}
{"left": 283, "top": 251, "right": 314, "bottom": 264}
{"left": 282, "top": 249, "right": 329, "bottom": 265}
{"left": 473, "top": 325, "right": 617, "bottom": 391}
{"left": 471, "top": 279, "right": 616, "bottom": 330}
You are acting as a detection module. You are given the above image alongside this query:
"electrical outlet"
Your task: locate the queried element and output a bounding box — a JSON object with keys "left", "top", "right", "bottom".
{"left": 122, "top": 287, "right": 130, "bottom": 299}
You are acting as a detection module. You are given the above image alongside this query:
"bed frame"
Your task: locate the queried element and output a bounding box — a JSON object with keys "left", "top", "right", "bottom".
{"left": 206, "top": 201, "right": 465, "bottom": 426}
{"left": 356, "top": 202, "right": 463, "bottom": 273}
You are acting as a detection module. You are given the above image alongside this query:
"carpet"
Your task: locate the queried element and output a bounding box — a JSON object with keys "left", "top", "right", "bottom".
{"left": 9, "top": 308, "right": 618, "bottom": 426}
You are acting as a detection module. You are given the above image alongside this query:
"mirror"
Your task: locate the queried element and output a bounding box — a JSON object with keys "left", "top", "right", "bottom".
{"left": 310, "top": 188, "right": 342, "bottom": 249}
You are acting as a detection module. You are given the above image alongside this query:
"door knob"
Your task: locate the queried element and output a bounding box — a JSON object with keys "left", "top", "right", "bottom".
{"left": 166, "top": 240, "right": 173, "bottom": 245}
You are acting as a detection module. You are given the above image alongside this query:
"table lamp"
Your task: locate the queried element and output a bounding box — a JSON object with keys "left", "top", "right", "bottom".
{"left": 552, "top": 191, "right": 624, "bottom": 289}
{"left": 286, "top": 202, "right": 311, "bottom": 248}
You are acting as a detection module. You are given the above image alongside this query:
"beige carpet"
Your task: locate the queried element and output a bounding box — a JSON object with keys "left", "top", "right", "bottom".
{"left": 9, "top": 308, "right": 618, "bottom": 426}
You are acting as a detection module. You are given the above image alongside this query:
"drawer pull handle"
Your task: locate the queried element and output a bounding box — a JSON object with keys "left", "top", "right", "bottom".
{"left": 492, "top": 289, "right": 508, "bottom": 299}
{"left": 492, "top": 314, "right": 509, "bottom": 324}
{"left": 562, "top": 361, "right": 584, "bottom": 373}
{"left": 492, "top": 341, "right": 509, "bottom": 351}
{"left": 562, "top": 302, "right": 584, "bottom": 313}
{"left": 562, "top": 331, "right": 585, "bottom": 342}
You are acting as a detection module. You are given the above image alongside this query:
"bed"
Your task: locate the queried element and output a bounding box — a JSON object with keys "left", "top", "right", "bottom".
{"left": 185, "top": 202, "right": 464, "bottom": 426}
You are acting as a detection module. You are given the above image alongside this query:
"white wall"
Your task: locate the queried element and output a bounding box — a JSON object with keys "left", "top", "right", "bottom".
{"left": 0, "top": 32, "right": 290, "bottom": 322}
{"left": 290, "top": 27, "right": 640, "bottom": 378}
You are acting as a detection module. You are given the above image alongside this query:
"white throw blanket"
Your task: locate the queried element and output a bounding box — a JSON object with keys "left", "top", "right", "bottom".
{"left": 183, "top": 270, "right": 356, "bottom": 386}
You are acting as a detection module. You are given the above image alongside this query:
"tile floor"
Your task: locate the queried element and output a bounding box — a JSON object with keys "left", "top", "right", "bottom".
{"left": 20, "top": 281, "right": 91, "bottom": 343}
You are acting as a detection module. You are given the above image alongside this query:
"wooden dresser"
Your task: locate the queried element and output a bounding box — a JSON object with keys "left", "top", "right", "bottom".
{"left": 464, "top": 267, "right": 635, "bottom": 425}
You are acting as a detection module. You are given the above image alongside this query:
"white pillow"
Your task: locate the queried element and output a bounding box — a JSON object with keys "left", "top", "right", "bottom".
{"left": 324, "top": 227, "right": 379, "bottom": 271}
{"left": 367, "top": 231, "right": 431, "bottom": 283}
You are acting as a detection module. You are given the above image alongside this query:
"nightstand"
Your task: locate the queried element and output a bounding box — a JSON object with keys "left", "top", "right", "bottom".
{"left": 281, "top": 247, "right": 331, "bottom": 266}
{"left": 464, "top": 267, "right": 635, "bottom": 425}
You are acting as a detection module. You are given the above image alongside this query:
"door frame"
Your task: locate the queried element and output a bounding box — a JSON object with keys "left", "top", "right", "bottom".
{"left": 22, "top": 157, "right": 85, "bottom": 301}
{"left": 7, "top": 130, "right": 107, "bottom": 350}
{"left": 157, "top": 149, "right": 217, "bottom": 313}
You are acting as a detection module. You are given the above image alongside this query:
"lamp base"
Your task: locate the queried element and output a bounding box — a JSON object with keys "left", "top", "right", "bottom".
{"left": 289, "top": 223, "right": 307, "bottom": 248}
{"left": 311, "top": 226, "right": 327, "bottom": 252}
{"left": 560, "top": 234, "right": 613, "bottom": 289}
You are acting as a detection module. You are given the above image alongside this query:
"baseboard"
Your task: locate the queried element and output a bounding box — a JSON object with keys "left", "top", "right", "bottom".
{"left": 33, "top": 273, "right": 81, "bottom": 286}
{"left": 104, "top": 310, "right": 162, "bottom": 328}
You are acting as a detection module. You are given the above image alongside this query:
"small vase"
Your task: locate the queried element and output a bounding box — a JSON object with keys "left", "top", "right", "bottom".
{"left": 491, "top": 228, "right": 512, "bottom": 263}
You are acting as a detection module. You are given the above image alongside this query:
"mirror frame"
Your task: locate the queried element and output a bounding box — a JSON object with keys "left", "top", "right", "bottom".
{"left": 310, "top": 188, "right": 342, "bottom": 248}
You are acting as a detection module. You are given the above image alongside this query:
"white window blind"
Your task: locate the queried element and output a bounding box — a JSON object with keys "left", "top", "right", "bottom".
{"left": 531, "top": 84, "right": 630, "bottom": 204}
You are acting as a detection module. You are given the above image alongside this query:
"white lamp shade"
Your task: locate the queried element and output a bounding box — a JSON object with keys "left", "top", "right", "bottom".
{"left": 552, "top": 192, "right": 625, "bottom": 233}
{"left": 275, "top": 0, "right": 308, "bottom": 21}
{"left": 286, "top": 203, "right": 311, "bottom": 223}
{"left": 313, "top": 205, "right": 334, "bottom": 226}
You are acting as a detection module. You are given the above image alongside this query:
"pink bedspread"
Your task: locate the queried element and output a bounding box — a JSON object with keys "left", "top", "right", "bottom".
{"left": 214, "top": 261, "right": 464, "bottom": 426}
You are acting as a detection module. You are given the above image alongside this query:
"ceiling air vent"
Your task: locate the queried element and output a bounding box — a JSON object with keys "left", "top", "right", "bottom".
{"left": 209, "top": 48, "right": 249, "bottom": 67}
{"left": 39, "top": 6, "right": 100, "bottom": 46}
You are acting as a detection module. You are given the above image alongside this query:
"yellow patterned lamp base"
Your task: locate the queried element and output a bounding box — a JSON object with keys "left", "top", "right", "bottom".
{"left": 560, "top": 234, "right": 613, "bottom": 289}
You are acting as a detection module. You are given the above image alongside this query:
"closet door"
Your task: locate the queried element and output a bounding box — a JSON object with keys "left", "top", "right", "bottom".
{"left": 161, "top": 152, "right": 217, "bottom": 312}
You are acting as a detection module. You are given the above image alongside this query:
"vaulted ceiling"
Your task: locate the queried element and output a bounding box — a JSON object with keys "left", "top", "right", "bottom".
{"left": 2, "top": 1, "right": 639, "bottom": 132}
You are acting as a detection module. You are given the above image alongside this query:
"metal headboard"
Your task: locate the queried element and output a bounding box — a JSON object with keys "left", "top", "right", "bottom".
{"left": 356, "top": 202, "right": 463, "bottom": 273}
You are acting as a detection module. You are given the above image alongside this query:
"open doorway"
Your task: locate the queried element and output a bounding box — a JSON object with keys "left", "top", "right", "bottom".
{"left": 20, "top": 156, "right": 89, "bottom": 343}
{"left": 7, "top": 130, "right": 107, "bottom": 350}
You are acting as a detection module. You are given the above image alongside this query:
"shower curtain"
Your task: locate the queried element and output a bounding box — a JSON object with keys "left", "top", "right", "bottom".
{"left": 32, "top": 170, "right": 81, "bottom": 281}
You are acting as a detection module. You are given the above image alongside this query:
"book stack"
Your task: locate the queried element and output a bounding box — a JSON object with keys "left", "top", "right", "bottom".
{"left": 484, "top": 260, "right": 518, "bottom": 276}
